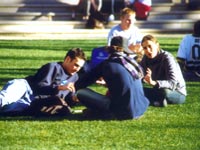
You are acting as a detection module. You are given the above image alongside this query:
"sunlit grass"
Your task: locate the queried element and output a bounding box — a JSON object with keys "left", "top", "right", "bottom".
{"left": 0, "top": 38, "right": 199, "bottom": 150}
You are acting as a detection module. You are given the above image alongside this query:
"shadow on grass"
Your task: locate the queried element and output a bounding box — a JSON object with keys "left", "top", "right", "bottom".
{"left": 0, "top": 68, "right": 37, "bottom": 86}
{"left": 0, "top": 113, "right": 82, "bottom": 121}
{"left": 0, "top": 40, "right": 101, "bottom": 52}
{"left": 0, "top": 113, "right": 117, "bottom": 122}
{"left": 0, "top": 112, "right": 117, "bottom": 121}
{"left": 0, "top": 68, "right": 37, "bottom": 75}
{"left": 0, "top": 55, "right": 60, "bottom": 61}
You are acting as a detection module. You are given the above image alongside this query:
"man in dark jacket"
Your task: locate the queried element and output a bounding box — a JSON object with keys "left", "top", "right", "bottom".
{"left": 0, "top": 48, "right": 86, "bottom": 113}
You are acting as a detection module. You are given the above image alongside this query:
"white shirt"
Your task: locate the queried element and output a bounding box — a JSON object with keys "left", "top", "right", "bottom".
{"left": 178, "top": 34, "right": 200, "bottom": 61}
{"left": 107, "top": 24, "right": 143, "bottom": 54}
{"left": 177, "top": 34, "right": 200, "bottom": 68}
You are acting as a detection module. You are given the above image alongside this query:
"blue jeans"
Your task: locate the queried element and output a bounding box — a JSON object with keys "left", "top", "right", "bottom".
{"left": 144, "top": 87, "right": 186, "bottom": 105}
{"left": 0, "top": 79, "right": 34, "bottom": 112}
{"left": 164, "top": 89, "right": 186, "bottom": 104}
{"left": 183, "top": 71, "right": 200, "bottom": 82}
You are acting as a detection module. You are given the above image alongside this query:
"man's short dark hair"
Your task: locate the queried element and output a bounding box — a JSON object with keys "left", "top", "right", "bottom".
{"left": 65, "top": 48, "right": 86, "bottom": 61}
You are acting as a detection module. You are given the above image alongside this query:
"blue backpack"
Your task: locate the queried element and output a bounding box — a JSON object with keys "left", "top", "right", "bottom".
{"left": 89, "top": 46, "right": 109, "bottom": 68}
{"left": 78, "top": 46, "right": 109, "bottom": 75}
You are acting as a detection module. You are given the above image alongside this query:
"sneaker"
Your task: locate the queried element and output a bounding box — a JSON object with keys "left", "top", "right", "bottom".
{"left": 163, "top": 99, "right": 168, "bottom": 107}
{"left": 108, "top": 14, "right": 115, "bottom": 22}
{"left": 82, "top": 15, "right": 89, "bottom": 20}
{"left": 153, "top": 99, "right": 167, "bottom": 107}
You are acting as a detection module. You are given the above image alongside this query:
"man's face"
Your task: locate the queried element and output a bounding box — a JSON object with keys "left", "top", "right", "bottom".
{"left": 63, "top": 57, "right": 85, "bottom": 75}
{"left": 120, "top": 14, "right": 135, "bottom": 30}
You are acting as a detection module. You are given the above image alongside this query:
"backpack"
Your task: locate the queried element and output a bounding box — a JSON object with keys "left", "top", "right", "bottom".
{"left": 90, "top": 46, "right": 109, "bottom": 68}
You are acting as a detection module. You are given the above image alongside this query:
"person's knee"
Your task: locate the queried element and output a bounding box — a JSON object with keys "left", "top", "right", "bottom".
{"left": 76, "top": 88, "right": 90, "bottom": 100}
{"left": 168, "top": 95, "right": 186, "bottom": 104}
{"left": 164, "top": 89, "right": 186, "bottom": 104}
{"left": 76, "top": 88, "right": 110, "bottom": 111}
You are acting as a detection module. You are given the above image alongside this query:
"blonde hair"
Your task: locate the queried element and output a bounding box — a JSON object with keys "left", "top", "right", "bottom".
{"left": 120, "top": 7, "right": 135, "bottom": 18}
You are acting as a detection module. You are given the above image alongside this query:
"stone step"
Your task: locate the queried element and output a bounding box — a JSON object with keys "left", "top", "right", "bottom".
{"left": 0, "top": 0, "right": 80, "bottom": 4}
{"left": 0, "top": 20, "right": 194, "bottom": 32}
{"left": 0, "top": 4, "right": 78, "bottom": 13}
{"left": 153, "top": 0, "right": 172, "bottom": 3}
{"left": 0, "top": 0, "right": 172, "bottom": 5}
{"left": 108, "top": 19, "right": 195, "bottom": 30}
{"left": 0, "top": 0, "right": 194, "bottom": 39}
{"left": 0, "top": 28, "right": 188, "bottom": 40}
{"left": 0, "top": 12, "right": 71, "bottom": 21}
{"left": 0, "top": 2, "right": 192, "bottom": 21}
{"left": 0, "top": 10, "right": 199, "bottom": 21}
{"left": 0, "top": 3, "right": 187, "bottom": 13}
{"left": 148, "top": 10, "right": 200, "bottom": 20}
{"left": 151, "top": 3, "right": 187, "bottom": 11}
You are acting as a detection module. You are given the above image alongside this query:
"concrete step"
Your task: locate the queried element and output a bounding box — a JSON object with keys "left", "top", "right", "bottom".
{"left": 0, "top": 0, "right": 80, "bottom": 5}
{"left": 151, "top": 3, "right": 187, "bottom": 11}
{"left": 0, "top": 3, "right": 187, "bottom": 13}
{"left": 0, "top": 12, "right": 74, "bottom": 21}
{"left": 108, "top": 19, "right": 195, "bottom": 30}
{"left": 148, "top": 10, "right": 200, "bottom": 20}
{"left": 0, "top": 20, "right": 195, "bottom": 30}
{"left": 0, "top": 0, "right": 194, "bottom": 39}
{"left": 0, "top": 4, "right": 78, "bottom": 13}
{"left": 0, "top": 28, "right": 188, "bottom": 40}
{"left": 0, "top": 20, "right": 194, "bottom": 38}
{"left": 0, "top": 0, "right": 172, "bottom": 5}
{"left": 0, "top": 2, "right": 193, "bottom": 21}
{"left": 152, "top": 0, "right": 172, "bottom": 3}
{"left": 0, "top": 9, "right": 199, "bottom": 21}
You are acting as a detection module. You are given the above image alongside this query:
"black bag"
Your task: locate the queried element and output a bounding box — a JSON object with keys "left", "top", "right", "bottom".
{"left": 27, "top": 96, "right": 72, "bottom": 117}
{"left": 86, "top": 11, "right": 107, "bottom": 29}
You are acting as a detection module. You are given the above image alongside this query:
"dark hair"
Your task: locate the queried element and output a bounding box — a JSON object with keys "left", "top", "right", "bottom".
{"left": 111, "top": 36, "right": 123, "bottom": 47}
{"left": 106, "top": 36, "right": 124, "bottom": 54}
{"left": 106, "top": 46, "right": 124, "bottom": 54}
{"left": 65, "top": 48, "right": 86, "bottom": 61}
{"left": 193, "top": 20, "right": 200, "bottom": 37}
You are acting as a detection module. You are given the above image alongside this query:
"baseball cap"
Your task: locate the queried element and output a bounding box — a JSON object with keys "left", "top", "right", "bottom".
{"left": 106, "top": 36, "right": 124, "bottom": 53}
{"left": 110, "top": 36, "right": 123, "bottom": 47}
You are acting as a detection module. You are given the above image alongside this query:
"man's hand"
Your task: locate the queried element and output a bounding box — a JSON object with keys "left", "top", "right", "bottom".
{"left": 58, "top": 82, "right": 76, "bottom": 93}
{"left": 96, "top": 77, "right": 106, "bottom": 86}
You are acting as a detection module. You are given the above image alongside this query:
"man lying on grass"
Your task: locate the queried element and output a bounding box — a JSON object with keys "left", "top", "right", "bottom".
{"left": 0, "top": 48, "right": 86, "bottom": 115}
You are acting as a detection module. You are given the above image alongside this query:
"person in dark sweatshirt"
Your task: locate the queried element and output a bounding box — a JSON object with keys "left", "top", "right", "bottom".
{"left": 140, "top": 35, "right": 187, "bottom": 107}
{"left": 0, "top": 48, "right": 86, "bottom": 113}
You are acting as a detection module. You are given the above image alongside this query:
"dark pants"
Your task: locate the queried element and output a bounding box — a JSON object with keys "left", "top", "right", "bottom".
{"left": 77, "top": 62, "right": 149, "bottom": 119}
{"left": 182, "top": 71, "right": 200, "bottom": 82}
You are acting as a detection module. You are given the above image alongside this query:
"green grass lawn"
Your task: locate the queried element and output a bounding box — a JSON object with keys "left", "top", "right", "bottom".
{"left": 0, "top": 38, "right": 199, "bottom": 150}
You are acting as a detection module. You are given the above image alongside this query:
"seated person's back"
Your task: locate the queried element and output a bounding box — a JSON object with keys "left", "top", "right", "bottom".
{"left": 177, "top": 20, "right": 200, "bottom": 81}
